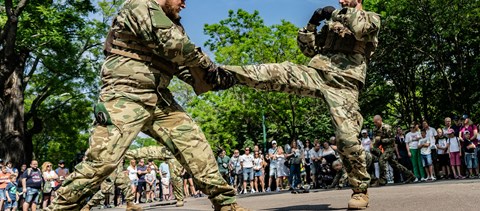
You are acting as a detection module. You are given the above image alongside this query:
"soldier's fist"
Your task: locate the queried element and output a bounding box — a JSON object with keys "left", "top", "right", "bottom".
{"left": 309, "top": 6, "right": 335, "bottom": 26}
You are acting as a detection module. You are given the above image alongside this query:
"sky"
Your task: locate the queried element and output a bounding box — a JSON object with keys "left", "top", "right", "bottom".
{"left": 180, "top": 0, "right": 340, "bottom": 52}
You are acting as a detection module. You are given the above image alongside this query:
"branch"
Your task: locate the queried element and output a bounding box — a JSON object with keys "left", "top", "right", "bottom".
{"left": 23, "top": 56, "right": 40, "bottom": 89}
{"left": 14, "top": 0, "right": 29, "bottom": 17}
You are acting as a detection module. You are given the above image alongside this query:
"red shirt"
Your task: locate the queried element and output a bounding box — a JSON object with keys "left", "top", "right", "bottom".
{"left": 0, "top": 172, "right": 11, "bottom": 189}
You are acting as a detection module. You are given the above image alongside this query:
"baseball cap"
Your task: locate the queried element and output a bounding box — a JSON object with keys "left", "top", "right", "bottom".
{"left": 58, "top": 160, "right": 65, "bottom": 164}
{"left": 447, "top": 128, "right": 454, "bottom": 135}
{"left": 272, "top": 140, "right": 277, "bottom": 144}
{"left": 464, "top": 130, "right": 470, "bottom": 135}
{"left": 361, "top": 129, "right": 368, "bottom": 134}
{"left": 462, "top": 114, "right": 469, "bottom": 119}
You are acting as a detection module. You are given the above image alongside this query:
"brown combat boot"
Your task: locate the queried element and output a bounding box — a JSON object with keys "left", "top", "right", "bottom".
{"left": 126, "top": 202, "right": 143, "bottom": 211}
{"left": 348, "top": 192, "right": 369, "bottom": 210}
{"left": 214, "top": 203, "right": 252, "bottom": 211}
{"left": 176, "top": 200, "right": 184, "bottom": 207}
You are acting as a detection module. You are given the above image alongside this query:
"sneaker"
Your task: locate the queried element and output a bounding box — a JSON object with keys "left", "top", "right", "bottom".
{"left": 413, "top": 178, "right": 419, "bottom": 183}
{"left": 431, "top": 176, "right": 436, "bottom": 181}
{"left": 275, "top": 188, "right": 280, "bottom": 192}
{"left": 266, "top": 187, "right": 271, "bottom": 192}
{"left": 421, "top": 178, "right": 427, "bottom": 182}
{"left": 251, "top": 189, "right": 256, "bottom": 194}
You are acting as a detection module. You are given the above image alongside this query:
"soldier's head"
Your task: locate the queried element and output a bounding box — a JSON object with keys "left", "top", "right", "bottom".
{"left": 339, "top": 0, "right": 363, "bottom": 9}
{"left": 159, "top": 0, "right": 186, "bottom": 20}
{"left": 373, "top": 115, "right": 383, "bottom": 127}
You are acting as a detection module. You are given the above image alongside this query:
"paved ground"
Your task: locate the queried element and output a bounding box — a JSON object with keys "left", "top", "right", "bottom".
{"left": 106, "top": 179, "right": 480, "bottom": 210}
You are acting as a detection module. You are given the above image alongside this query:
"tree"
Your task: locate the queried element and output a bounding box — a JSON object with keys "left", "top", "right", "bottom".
{"left": 0, "top": 0, "right": 121, "bottom": 166}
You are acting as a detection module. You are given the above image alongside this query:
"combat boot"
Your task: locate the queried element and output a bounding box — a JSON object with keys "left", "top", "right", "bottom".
{"left": 348, "top": 192, "right": 369, "bottom": 210}
{"left": 80, "top": 204, "right": 91, "bottom": 211}
{"left": 214, "top": 203, "right": 252, "bottom": 211}
{"left": 378, "top": 178, "right": 387, "bottom": 186}
{"left": 403, "top": 173, "right": 416, "bottom": 184}
{"left": 126, "top": 202, "right": 143, "bottom": 211}
{"left": 176, "top": 200, "right": 184, "bottom": 207}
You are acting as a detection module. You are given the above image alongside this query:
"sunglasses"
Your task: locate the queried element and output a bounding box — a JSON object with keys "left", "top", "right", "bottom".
{"left": 47, "top": 165, "right": 51, "bottom": 167}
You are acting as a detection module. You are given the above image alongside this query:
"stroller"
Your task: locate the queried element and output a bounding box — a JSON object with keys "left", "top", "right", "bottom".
{"left": 315, "top": 154, "right": 339, "bottom": 189}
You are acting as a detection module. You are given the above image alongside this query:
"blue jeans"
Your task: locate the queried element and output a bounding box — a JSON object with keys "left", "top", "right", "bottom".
{"left": 289, "top": 164, "right": 301, "bottom": 188}
{"left": 421, "top": 154, "right": 433, "bottom": 167}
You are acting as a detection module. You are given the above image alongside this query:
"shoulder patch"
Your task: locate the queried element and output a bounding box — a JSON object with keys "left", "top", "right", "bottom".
{"left": 147, "top": 1, "right": 173, "bottom": 29}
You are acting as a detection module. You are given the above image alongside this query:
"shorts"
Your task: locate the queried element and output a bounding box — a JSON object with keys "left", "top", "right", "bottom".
{"left": 465, "top": 153, "right": 479, "bottom": 169}
{"left": 146, "top": 183, "right": 154, "bottom": 192}
{"left": 0, "top": 189, "right": 5, "bottom": 200}
{"left": 421, "top": 154, "right": 432, "bottom": 167}
{"left": 137, "top": 181, "right": 146, "bottom": 193}
{"left": 254, "top": 169, "right": 262, "bottom": 177}
{"left": 243, "top": 167, "right": 254, "bottom": 181}
{"left": 6, "top": 200, "right": 17, "bottom": 208}
{"left": 449, "top": 151, "right": 461, "bottom": 166}
{"left": 25, "top": 187, "right": 40, "bottom": 204}
{"left": 183, "top": 172, "right": 192, "bottom": 180}
{"left": 130, "top": 178, "right": 138, "bottom": 186}
{"left": 269, "top": 165, "right": 277, "bottom": 177}
{"left": 437, "top": 153, "right": 450, "bottom": 166}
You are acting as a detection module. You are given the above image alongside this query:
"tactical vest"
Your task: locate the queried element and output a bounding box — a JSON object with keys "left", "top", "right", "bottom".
{"left": 319, "top": 24, "right": 375, "bottom": 60}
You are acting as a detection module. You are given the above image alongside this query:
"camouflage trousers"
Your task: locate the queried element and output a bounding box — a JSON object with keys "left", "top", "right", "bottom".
{"left": 225, "top": 60, "right": 370, "bottom": 192}
{"left": 126, "top": 146, "right": 185, "bottom": 201}
{"left": 50, "top": 58, "right": 235, "bottom": 210}
{"left": 86, "top": 165, "right": 133, "bottom": 207}
{"left": 378, "top": 149, "right": 414, "bottom": 183}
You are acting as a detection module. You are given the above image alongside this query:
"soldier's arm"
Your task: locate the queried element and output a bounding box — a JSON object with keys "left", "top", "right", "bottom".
{"left": 297, "top": 25, "right": 320, "bottom": 58}
{"left": 331, "top": 8, "right": 381, "bottom": 42}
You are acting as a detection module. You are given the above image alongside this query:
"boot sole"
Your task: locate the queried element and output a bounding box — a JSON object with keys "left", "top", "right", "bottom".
{"left": 348, "top": 204, "right": 369, "bottom": 210}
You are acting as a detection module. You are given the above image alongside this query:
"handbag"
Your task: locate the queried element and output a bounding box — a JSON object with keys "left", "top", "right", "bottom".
{"left": 43, "top": 181, "right": 52, "bottom": 193}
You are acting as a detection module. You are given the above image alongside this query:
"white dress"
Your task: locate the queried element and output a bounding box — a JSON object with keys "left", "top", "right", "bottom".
{"left": 276, "top": 154, "right": 290, "bottom": 177}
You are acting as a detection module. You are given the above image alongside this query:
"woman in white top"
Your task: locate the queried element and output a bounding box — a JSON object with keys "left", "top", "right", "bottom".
{"left": 127, "top": 159, "right": 139, "bottom": 197}
{"left": 42, "top": 161, "right": 58, "bottom": 208}
{"left": 405, "top": 123, "right": 425, "bottom": 181}
{"left": 253, "top": 151, "right": 265, "bottom": 192}
{"left": 276, "top": 146, "right": 289, "bottom": 191}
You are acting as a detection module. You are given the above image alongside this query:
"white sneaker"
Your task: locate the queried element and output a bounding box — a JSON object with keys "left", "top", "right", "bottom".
{"left": 421, "top": 178, "right": 427, "bottom": 182}
{"left": 266, "top": 187, "right": 271, "bottom": 192}
{"left": 431, "top": 176, "right": 436, "bottom": 181}
{"left": 251, "top": 189, "right": 256, "bottom": 194}
{"left": 413, "top": 178, "right": 419, "bottom": 183}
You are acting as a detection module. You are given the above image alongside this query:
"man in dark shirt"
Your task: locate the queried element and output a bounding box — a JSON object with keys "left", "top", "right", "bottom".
{"left": 136, "top": 159, "right": 148, "bottom": 203}
{"left": 22, "top": 160, "right": 42, "bottom": 211}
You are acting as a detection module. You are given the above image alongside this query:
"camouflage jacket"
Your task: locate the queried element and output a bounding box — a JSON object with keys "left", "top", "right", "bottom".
{"left": 297, "top": 7, "right": 381, "bottom": 85}
{"left": 108, "top": 0, "right": 214, "bottom": 94}
{"left": 373, "top": 123, "right": 395, "bottom": 151}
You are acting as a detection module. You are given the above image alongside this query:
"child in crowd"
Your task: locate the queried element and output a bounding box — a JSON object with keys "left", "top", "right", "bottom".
{"left": 0, "top": 166, "right": 11, "bottom": 211}
{"left": 435, "top": 128, "right": 451, "bottom": 179}
{"left": 161, "top": 171, "right": 170, "bottom": 201}
{"left": 145, "top": 166, "right": 155, "bottom": 203}
{"left": 447, "top": 129, "right": 464, "bottom": 179}
{"left": 462, "top": 131, "right": 478, "bottom": 178}
{"left": 5, "top": 175, "right": 18, "bottom": 211}
{"left": 419, "top": 130, "right": 435, "bottom": 181}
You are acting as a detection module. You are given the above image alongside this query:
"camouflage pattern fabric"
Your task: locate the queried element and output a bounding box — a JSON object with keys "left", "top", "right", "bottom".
{"left": 49, "top": 0, "right": 235, "bottom": 210}
{"left": 85, "top": 164, "right": 133, "bottom": 208}
{"left": 126, "top": 146, "right": 185, "bottom": 201}
{"left": 223, "top": 8, "right": 380, "bottom": 193}
{"left": 373, "top": 123, "right": 415, "bottom": 183}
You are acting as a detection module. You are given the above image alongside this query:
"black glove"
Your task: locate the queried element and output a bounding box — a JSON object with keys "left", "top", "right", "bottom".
{"left": 308, "top": 6, "right": 335, "bottom": 26}
{"left": 205, "top": 66, "right": 237, "bottom": 90}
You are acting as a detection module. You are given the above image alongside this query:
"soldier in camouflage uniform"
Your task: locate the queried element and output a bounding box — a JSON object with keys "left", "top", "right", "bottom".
{"left": 125, "top": 146, "right": 185, "bottom": 207}
{"left": 220, "top": 0, "right": 380, "bottom": 209}
{"left": 373, "top": 115, "right": 416, "bottom": 186}
{"left": 81, "top": 162, "right": 133, "bottom": 211}
{"left": 49, "top": 0, "right": 243, "bottom": 210}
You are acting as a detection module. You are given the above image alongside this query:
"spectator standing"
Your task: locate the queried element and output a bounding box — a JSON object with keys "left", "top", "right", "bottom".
{"left": 127, "top": 159, "right": 138, "bottom": 203}
{"left": 182, "top": 169, "right": 197, "bottom": 198}
{"left": 54, "top": 160, "right": 69, "bottom": 190}
{"left": 286, "top": 141, "right": 303, "bottom": 189}
{"left": 406, "top": 123, "right": 425, "bottom": 182}
{"left": 161, "top": 171, "right": 170, "bottom": 201}
{"left": 462, "top": 131, "right": 478, "bottom": 178}
{"left": 309, "top": 143, "right": 322, "bottom": 188}
{"left": 253, "top": 151, "right": 265, "bottom": 192}
{"left": 303, "top": 140, "right": 312, "bottom": 185}
{"left": 395, "top": 127, "right": 413, "bottom": 174}
{"left": 136, "top": 159, "right": 148, "bottom": 203}
{"left": 446, "top": 128, "right": 463, "bottom": 179}
{"left": 229, "top": 150, "right": 242, "bottom": 193}
{"left": 240, "top": 147, "right": 255, "bottom": 194}
{"left": 361, "top": 129, "right": 372, "bottom": 152}
{"left": 21, "top": 160, "right": 42, "bottom": 211}
{"left": 266, "top": 141, "right": 278, "bottom": 192}
{"left": 145, "top": 166, "right": 155, "bottom": 203}
{"left": 418, "top": 130, "right": 435, "bottom": 181}
{"left": 5, "top": 175, "right": 18, "bottom": 211}
{"left": 6, "top": 162, "right": 18, "bottom": 177}
{"left": 16, "top": 164, "right": 26, "bottom": 209}
{"left": 422, "top": 120, "right": 438, "bottom": 178}
{"left": 435, "top": 128, "right": 451, "bottom": 179}
{"left": 147, "top": 159, "right": 158, "bottom": 200}
{"left": 276, "top": 146, "right": 289, "bottom": 191}
{"left": 217, "top": 150, "right": 231, "bottom": 185}
{"left": 0, "top": 166, "right": 11, "bottom": 211}
{"left": 41, "top": 162, "right": 58, "bottom": 209}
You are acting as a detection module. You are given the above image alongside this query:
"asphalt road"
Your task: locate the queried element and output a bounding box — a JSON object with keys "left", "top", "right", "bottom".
{"left": 107, "top": 179, "right": 480, "bottom": 211}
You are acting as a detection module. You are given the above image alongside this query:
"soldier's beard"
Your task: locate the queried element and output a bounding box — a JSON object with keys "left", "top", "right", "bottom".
{"left": 163, "top": 2, "right": 181, "bottom": 21}
{"left": 341, "top": 1, "right": 357, "bottom": 8}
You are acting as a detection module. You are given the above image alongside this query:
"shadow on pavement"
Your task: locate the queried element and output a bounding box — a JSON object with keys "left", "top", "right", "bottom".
{"left": 264, "top": 204, "right": 347, "bottom": 211}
